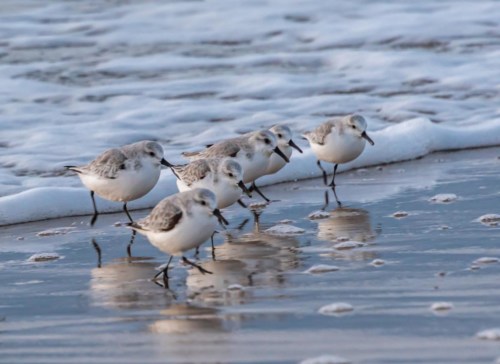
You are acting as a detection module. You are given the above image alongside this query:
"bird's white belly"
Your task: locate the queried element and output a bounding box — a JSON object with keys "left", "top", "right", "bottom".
{"left": 239, "top": 152, "right": 269, "bottom": 183}
{"left": 210, "top": 181, "right": 241, "bottom": 209}
{"left": 79, "top": 164, "right": 160, "bottom": 202}
{"left": 266, "top": 145, "right": 292, "bottom": 175}
{"left": 147, "top": 215, "right": 217, "bottom": 256}
{"left": 311, "top": 134, "right": 366, "bottom": 164}
{"left": 177, "top": 178, "right": 240, "bottom": 209}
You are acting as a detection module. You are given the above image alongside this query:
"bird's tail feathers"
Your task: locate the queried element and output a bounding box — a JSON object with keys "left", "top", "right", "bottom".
{"left": 181, "top": 150, "right": 201, "bottom": 158}
{"left": 64, "top": 165, "right": 82, "bottom": 174}
{"left": 127, "top": 221, "right": 147, "bottom": 233}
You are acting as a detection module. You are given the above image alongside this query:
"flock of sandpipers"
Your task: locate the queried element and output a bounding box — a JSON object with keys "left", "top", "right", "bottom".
{"left": 66, "top": 114, "right": 374, "bottom": 288}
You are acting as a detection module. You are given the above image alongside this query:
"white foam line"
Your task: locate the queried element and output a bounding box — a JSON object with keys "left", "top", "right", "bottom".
{"left": 0, "top": 117, "right": 499, "bottom": 226}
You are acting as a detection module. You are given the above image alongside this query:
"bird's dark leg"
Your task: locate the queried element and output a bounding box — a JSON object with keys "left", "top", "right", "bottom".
{"left": 210, "top": 231, "right": 217, "bottom": 261}
{"left": 332, "top": 187, "right": 342, "bottom": 208}
{"left": 321, "top": 190, "right": 330, "bottom": 211}
{"left": 123, "top": 202, "right": 134, "bottom": 223}
{"left": 250, "top": 182, "right": 270, "bottom": 202}
{"left": 237, "top": 199, "right": 248, "bottom": 209}
{"left": 153, "top": 255, "right": 173, "bottom": 289}
{"left": 91, "top": 238, "right": 102, "bottom": 268}
{"left": 316, "top": 160, "right": 328, "bottom": 185}
{"left": 328, "top": 164, "right": 339, "bottom": 188}
{"left": 182, "top": 256, "right": 212, "bottom": 275}
{"left": 90, "top": 191, "right": 99, "bottom": 226}
{"left": 126, "top": 230, "right": 137, "bottom": 258}
{"left": 327, "top": 164, "right": 342, "bottom": 206}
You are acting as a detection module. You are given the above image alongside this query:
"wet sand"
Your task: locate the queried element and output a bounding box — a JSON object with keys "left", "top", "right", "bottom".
{"left": 1, "top": 147, "right": 500, "bottom": 364}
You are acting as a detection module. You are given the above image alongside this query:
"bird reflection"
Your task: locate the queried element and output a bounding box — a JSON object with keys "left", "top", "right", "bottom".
{"left": 149, "top": 304, "right": 229, "bottom": 334}
{"left": 186, "top": 259, "right": 252, "bottom": 304}
{"left": 90, "top": 257, "right": 175, "bottom": 310}
{"left": 314, "top": 207, "right": 377, "bottom": 261}
{"left": 91, "top": 238, "right": 102, "bottom": 268}
{"left": 190, "top": 228, "right": 299, "bottom": 302}
{"left": 316, "top": 207, "right": 374, "bottom": 242}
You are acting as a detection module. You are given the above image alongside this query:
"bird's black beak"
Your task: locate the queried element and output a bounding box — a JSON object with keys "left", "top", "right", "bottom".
{"left": 288, "top": 139, "right": 303, "bottom": 153}
{"left": 238, "top": 180, "right": 252, "bottom": 197}
{"left": 161, "top": 158, "right": 174, "bottom": 167}
{"left": 213, "top": 208, "right": 229, "bottom": 227}
{"left": 273, "top": 147, "right": 290, "bottom": 163}
{"left": 361, "top": 131, "right": 374, "bottom": 146}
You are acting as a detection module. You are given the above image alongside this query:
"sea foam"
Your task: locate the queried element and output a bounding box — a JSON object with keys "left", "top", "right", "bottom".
{"left": 1, "top": 0, "right": 500, "bottom": 225}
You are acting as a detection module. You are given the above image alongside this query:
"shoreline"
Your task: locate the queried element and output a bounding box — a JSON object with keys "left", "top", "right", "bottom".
{"left": 2, "top": 143, "right": 500, "bottom": 228}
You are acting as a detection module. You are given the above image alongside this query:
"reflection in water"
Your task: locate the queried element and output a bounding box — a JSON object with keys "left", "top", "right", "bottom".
{"left": 314, "top": 207, "right": 378, "bottom": 261}
{"left": 186, "top": 259, "right": 252, "bottom": 304}
{"left": 91, "top": 238, "right": 102, "bottom": 268}
{"left": 317, "top": 207, "right": 375, "bottom": 242}
{"left": 187, "top": 227, "right": 301, "bottom": 304}
{"left": 149, "top": 304, "right": 230, "bottom": 334}
{"left": 90, "top": 257, "right": 174, "bottom": 310}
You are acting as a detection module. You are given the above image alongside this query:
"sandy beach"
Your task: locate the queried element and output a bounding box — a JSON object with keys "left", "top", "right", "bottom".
{"left": 1, "top": 147, "right": 499, "bottom": 363}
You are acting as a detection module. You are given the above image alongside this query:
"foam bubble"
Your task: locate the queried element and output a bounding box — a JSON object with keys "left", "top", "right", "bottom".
{"left": 264, "top": 224, "right": 305, "bottom": 235}
{"left": 476, "top": 329, "right": 500, "bottom": 341}
{"left": 370, "top": 259, "right": 385, "bottom": 267}
{"left": 27, "top": 253, "right": 61, "bottom": 262}
{"left": 430, "top": 302, "right": 454, "bottom": 311}
{"left": 391, "top": 211, "right": 409, "bottom": 218}
{"left": 300, "top": 355, "right": 351, "bottom": 364}
{"left": 333, "top": 241, "right": 366, "bottom": 250}
{"left": 429, "top": 193, "right": 458, "bottom": 203}
{"left": 308, "top": 210, "right": 331, "bottom": 220}
{"left": 318, "top": 303, "right": 354, "bottom": 315}
{"left": 473, "top": 257, "right": 499, "bottom": 265}
{"left": 304, "top": 265, "right": 340, "bottom": 274}
{"left": 476, "top": 214, "right": 500, "bottom": 227}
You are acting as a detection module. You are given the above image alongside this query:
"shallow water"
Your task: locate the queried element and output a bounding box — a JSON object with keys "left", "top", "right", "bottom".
{"left": 1, "top": 148, "right": 500, "bottom": 363}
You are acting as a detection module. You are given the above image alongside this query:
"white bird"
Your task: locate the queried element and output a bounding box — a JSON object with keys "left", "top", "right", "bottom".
{"left": 65, "top": 140, "right": 170, "bottom": 225}
{"left": 169, "top": 158, "right": 251, "bottom": 209}
{"left": 182, "top": 130, "right": 289, "bottom": 202}
{"left": 129, "top": 188, "right": 228, "bottom": 288}
{"left": 266, "top": 124, "right": 303, "bottom": 175}
{"left": 303, "top": 114, "right": 374, "bottom": 206}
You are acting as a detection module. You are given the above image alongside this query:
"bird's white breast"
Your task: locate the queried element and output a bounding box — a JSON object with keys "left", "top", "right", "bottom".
{"left": 265, "top": 144, "right": 292, "bottom": 175}
{"left": 311, "top": 132, "right": 366, "bottom": 164}
{"left": 238, "top": 150, "right": 270, "bottom": 183}
{"left": 146, "top": 209, "right": 217, "bottom": 256}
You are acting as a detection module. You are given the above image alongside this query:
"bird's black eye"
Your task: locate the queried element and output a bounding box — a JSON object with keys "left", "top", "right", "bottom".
{"left": 264, "top": 138, "right": 270, "bottom": 144}
{"left": 120, "top": 164, "right": 126, "bottom": 170}
{"left": 277, "top": 133, "right": 282, "bottom": 138}
{"left": 149, "top": 152, "right": 155, "bottom": 157}
{"left": 228, "top": 173, "right": 234, "bottom": 178}
{"left": 200, "top": 200, "right": 206, "bottom": 206}
{"left": 351, "top": 125, "right": 356, "bottom": 129}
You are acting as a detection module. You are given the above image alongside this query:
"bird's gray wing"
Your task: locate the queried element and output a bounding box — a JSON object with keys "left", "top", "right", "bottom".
{"left": 311, "top": 121, "right": 335, "bottom": 145}
{"left": 204, "top": 141, "right": 241, "bottom": 158}
{"left": 174, "top": 160, "right": 211, "bottom": 186}
{"left": 137, "top": 200, "right": 183, "bottom": 232}
{"left": 81, "top": 148, "right": 128, "bottom": 179}
{"left": 182, "top": 139, "right": 241, "bottom": 160}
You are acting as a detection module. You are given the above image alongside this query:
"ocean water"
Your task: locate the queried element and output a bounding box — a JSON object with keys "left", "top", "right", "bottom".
{"left": 1, "top": 0, "right": 500, "bottom": 225}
